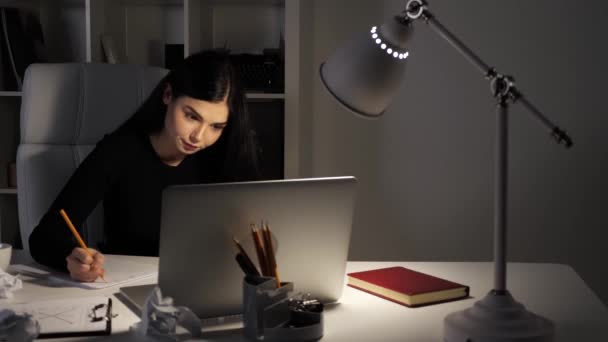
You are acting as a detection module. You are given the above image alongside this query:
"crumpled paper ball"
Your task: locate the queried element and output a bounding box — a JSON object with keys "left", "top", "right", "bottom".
{"left": 131, "top": 286, "right": 201, "bottom": 341}
{"left": 0, "top": 309, "right": 40, "bottom": 342}
{"left": 0, "top": 269, "right": 22, "bottom": 299}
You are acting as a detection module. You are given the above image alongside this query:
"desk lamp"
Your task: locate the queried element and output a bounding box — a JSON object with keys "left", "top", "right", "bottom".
{"left": 319, "top": 1, "right": 572, "bottom": 341}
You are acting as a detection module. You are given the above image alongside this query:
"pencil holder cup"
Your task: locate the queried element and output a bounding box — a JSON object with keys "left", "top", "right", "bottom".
{"left": 243, "top": 275, "right": 323, "bottom": 342}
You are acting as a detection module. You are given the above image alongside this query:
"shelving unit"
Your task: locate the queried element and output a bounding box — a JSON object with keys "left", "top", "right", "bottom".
{"left": 0, "top": 0, "right": 306, "bottom": 248}
{"left": 246, "top": 93, "right": 285, "bottom": 99}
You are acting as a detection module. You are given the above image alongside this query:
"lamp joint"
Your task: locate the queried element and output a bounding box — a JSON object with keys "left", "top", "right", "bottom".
{"left": 551, "top": 127, "right": 574, "bottom": 148}
{"left": 405, "top": 0, "right": 428, "bottom": 20}
{"left": 490, "top": 73, "right": 519, "bottom": 105}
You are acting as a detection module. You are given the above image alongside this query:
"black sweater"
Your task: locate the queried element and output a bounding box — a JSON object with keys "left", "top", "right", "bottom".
{"left": 29, "top": 129, "right": 211, "bottom": 271}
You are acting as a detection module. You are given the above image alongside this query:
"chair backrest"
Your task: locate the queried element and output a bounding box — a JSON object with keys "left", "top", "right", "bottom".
{"left": 17, "top": 63, "right": 167, "bottom": 250}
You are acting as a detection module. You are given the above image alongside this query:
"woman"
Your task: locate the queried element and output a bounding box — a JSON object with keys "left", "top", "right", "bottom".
{"left": 29, "top": 51, "right": 260, "bottom": 282}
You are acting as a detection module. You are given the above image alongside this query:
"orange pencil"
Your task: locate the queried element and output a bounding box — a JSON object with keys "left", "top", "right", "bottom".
{"left": 59, "top": 209, "right": 106, "bottom": 282}
{"left": 251, "top": 224, "right": 269, "bottom": 276}
{"left": 261, "top": 223, "right": 272, "bottom": 273}
{"left": 261, "top": 220, "right": 272, "bottom": 276}
{"left": 263, "top": 222, "right": 280, "bottom": 288}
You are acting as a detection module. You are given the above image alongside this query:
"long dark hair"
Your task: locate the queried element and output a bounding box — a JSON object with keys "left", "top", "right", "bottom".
{"left": 120, "top": 50, "right": 260, "bottom": 182}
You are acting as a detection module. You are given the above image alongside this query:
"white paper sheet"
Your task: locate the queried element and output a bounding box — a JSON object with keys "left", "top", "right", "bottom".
{"left": 10, "top": 255, "right": 157, "bottom": 289}
{"left": 5, "top": 296, "right": 110, "bottom": 335}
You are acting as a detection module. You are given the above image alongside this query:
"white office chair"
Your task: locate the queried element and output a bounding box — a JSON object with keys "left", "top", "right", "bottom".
{"left": 17, "top": 63, "right": 167, "bottom": 251}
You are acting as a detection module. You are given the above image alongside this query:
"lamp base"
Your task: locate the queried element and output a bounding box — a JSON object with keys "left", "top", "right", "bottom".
{"left": 443, "top": 290, "right": 554, "bottom": 342}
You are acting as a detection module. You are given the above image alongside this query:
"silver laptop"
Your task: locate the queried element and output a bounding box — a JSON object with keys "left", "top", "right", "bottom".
{"left": 121, "top": 176, "right": 357, "bottom": 318}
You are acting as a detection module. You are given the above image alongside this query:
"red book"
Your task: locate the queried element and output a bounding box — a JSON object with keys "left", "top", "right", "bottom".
{"left": 347, "top": 266, "right": 469, "bottom": 307}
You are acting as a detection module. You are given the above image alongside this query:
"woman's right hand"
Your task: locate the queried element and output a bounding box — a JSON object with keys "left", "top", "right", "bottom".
{"left": 66, "top": 247, "right": 105, "bottom": 282}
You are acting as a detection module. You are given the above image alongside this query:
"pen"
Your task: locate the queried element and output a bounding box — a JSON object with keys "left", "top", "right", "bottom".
{"left": 235, "top": 253, "right": 259, "bottom": 276}
{"left": 59, "top": 209, "right": 106, "bottom": 282}
{"left": 232, "top": 237, "right": 260, "bottom": 276}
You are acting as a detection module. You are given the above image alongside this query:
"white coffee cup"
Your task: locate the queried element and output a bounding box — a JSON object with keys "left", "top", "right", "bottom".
{"left": 0, "top": 243, "right": 12, "bottom": 271}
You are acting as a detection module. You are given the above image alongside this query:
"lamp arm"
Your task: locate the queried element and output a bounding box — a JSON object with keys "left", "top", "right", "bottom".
{"left": 404, "top": 0, "right": 573, "bottom": 148}
{"left": 516, "top": 93, "right": 573, "bottom": 147}
{"left": 396, "top": 2, "right": 562, "bottom": 338}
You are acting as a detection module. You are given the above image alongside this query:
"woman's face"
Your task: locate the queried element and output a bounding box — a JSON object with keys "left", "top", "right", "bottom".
{"left": 162, "top": 85, "right": 229, "bottom": 156}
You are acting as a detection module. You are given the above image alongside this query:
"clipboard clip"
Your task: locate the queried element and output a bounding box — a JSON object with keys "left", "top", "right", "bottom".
{"left": 88, "top": 299, "right": 117, "bottom": 322}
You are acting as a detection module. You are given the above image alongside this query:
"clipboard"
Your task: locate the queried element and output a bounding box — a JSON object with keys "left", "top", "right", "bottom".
{"left": 5, "top": 296, "right": 113, "bottom": 338}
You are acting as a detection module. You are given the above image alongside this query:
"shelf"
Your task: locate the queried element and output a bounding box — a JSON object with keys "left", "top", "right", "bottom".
{"left": 0, "top": 188, "right": 17, "bottom": 195}
{"left": 204, "top": 0, "right": 284, "bottom": 6}
{"left": 246, "top": 93, "right": 284, "bottom": 100}
{"left": 120, "top": 0, "right": 182, "bottom": 5}
{"left": 0, "top": 0, "right": 39, "bottom": 10}
{"left": 0, "top": 91, "right": 22, "bottom": 97}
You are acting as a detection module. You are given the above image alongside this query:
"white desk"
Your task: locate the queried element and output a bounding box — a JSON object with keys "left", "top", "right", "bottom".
{"left": 4, "top": 251, "right": 608, "bottom": 341}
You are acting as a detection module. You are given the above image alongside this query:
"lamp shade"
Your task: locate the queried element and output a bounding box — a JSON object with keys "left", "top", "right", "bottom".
{"left": 320, "top": 16, "right": 415, "bottom": 118}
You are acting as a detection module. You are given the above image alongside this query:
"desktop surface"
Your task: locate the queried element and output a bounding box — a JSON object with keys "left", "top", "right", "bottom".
{"left": 4, "top": 250, "right": 608, "bottom": 341}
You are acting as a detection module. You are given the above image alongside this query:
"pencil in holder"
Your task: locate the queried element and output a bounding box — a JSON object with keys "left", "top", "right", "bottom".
{"left": 243, "top": 275, "right": 324, "bottom": 342}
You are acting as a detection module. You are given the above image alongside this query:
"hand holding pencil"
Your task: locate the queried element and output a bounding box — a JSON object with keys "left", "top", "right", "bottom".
{"left": 66, "top": 247, "right": 106, "bottom": 282}
{"left": 60, "top": 209, "right": 106, "bottom": 282}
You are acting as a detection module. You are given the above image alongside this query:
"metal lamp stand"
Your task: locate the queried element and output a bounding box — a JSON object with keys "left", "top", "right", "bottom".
{"left": 402, "top": 1, "right": 573, "bottom": 341}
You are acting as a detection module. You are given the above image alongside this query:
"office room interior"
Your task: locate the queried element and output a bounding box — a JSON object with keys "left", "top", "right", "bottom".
{"left": 0, "top": 0, "right": 606, "bottom": 324}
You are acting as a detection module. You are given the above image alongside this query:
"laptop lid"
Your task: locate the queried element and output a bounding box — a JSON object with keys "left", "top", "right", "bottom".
{"left": 157, "top": 176, "right": 357, "bottom": 318}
